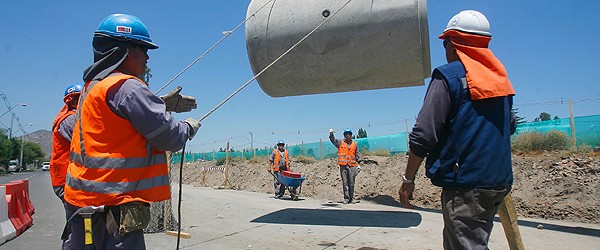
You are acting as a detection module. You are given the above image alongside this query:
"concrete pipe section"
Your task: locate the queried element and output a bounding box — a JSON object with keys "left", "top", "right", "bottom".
{"left": 245, "top": 0, "right": 431, "bottom": 97}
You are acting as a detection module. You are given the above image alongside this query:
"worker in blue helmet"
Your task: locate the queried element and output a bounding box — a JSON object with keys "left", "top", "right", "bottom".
{"left": 329, "top": 128, "right": 361, "bottom": 204}
{"left": 268, "top": 140, "right": 297, "bottom": 199}
{"left": 63, "top": 14, "right": 201, "bottom": 249}
{"left": 50, "top": 83, "right": 82, "bottom": 249}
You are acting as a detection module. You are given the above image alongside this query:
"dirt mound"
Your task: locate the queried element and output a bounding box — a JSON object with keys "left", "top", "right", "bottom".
{"left": 172, "top": 153, "right": 600, "bottom": 224}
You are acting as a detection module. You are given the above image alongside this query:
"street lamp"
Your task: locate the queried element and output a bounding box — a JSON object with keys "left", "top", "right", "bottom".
{"left": 19, "top": 123, "right": 33, "bottom": 170}
{"left": 0, "top": 103, "right": 27, "bottom": 119}
{"left": 2, "top": 103, "right": 27, "bottom": 139}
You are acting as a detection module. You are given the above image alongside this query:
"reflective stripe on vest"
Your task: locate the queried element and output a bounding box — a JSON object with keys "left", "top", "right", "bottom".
{"left": 272, "top": 149, "right": 289, "bottom": 171}
{"left": 337, "top": 140, "right": 357, "bottom": 166}
{"left": 65, "top": 73, "right": 170, "bottom": 207}
{"left": 66, "top": 172, "right": 169, "bottom": 194}
{"left": 69, "top": 151, "right": 166, "bottom": 169}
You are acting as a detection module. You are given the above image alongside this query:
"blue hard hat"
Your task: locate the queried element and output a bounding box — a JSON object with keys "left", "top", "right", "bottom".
{"left": 343, "top": 128, "right": 353, "bottom": 135}
{"left": 64, "top": 84, "right": 83, "bottom": 97}
{"left": 277, "top": 140, "right": 285, "bottom": 145}
{"left": 96, "top": 14, "right": 158, "bottom": 49}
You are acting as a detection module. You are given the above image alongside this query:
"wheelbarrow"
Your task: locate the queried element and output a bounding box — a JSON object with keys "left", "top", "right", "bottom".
{"left": 272, "top": 171, "right": 306, "bottom": 201}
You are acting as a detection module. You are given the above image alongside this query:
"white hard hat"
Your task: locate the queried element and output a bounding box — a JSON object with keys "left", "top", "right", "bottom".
{"left": 443, "top": 10, "right": 491, "bottom": 37}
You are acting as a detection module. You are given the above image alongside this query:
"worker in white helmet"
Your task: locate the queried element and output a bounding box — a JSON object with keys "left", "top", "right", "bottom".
{"left": 398, "top": 10, "right": 516, "bottom": 249}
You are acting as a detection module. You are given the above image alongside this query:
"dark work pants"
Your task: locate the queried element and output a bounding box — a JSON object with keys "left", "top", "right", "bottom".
{"left": 273, "top": 171, "right": 286, "bottom": 196}
{"left": 53, "top": 185, "right": 73, "bottom": 250}
{"left": 65, "top": 202, "right": 146, "bottom": 250}
{"left": 441, "top": 187, "right": 510, "bottom": 250}
{"left": 339, "top": 165, "right": 358, "bottom": 201}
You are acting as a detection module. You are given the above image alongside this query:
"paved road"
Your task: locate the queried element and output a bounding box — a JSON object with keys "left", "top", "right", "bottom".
{"left": 2, "top": 171, "right": 600, "bottom": 249}
{"left": 1, "top": 170, "right": 65, "bottom": 249}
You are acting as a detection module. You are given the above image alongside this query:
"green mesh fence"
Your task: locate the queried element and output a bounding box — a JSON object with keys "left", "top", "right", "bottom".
{"left": 173, "top": 133, "right": 410, "bottom": 163}
{"left": 174, "top": 114, "right": 600, "bottom": 163}
{"left": 514, "top": 114, "right": 600, "bottom": 147}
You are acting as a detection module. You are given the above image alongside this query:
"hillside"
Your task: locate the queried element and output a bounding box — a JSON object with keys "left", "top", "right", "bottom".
{"left": 17, "top": 129, "right": 52, "bottom": 160}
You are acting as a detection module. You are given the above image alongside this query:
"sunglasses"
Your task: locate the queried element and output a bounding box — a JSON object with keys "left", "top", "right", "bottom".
{"left": 443, "top": 39, "right": 451, "bottom": 48}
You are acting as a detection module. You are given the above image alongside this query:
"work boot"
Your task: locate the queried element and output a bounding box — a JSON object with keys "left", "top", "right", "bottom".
{"left": 342, "top": 200, "right": 350, "bottom": 204}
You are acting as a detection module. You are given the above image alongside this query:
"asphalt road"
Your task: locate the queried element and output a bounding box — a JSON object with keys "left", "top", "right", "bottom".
{"left": 1, "top": 170, "right": 65, "bottom": 249}
{"left": 2, "top": 170, "right": 600, "bottom": 249}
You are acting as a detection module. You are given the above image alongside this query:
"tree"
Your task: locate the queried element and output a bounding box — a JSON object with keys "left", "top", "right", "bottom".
{"left": 511, "top": 107, "right": 526, "bottom": 124}
{"left": 22, "top": 141, "right": 45, "bottom": 166}
{"left": 534, "top": 112, "right": 551, "bottom": 122}
{"left": 356, "top": 128, "right": 368, "bottom": 138}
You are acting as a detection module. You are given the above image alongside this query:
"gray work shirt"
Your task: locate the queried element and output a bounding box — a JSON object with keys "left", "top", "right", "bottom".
{"left": 329, "top": 133, "right": 361, "bottom": 163}
{"left": 270, "top": 149, "right": 288, "bottom": 169}
{"left": 102, "top": 73, "right": 191, "bottom": 152}
{"left": 58, "top": 114, "right": 76, "bottom": 142}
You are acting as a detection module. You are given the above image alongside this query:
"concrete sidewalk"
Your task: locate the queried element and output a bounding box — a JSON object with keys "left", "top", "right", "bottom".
{"left": 145, "top": 184, "right": 600, "bottom": 249}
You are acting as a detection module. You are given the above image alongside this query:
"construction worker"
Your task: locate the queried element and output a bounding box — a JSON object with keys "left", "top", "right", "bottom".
{"left": 268, "top": 140, "right": 296, "bottom": 198}
{"left": 329, "top": 128, "right": 361, "bottom": 204}
{"left": 50, "top": 83, "right": 82, "bottom": 248}
{"left": 63, "top": 14, "right": 200, "bottom": 249}
{"left": 398, "top": 10, "right": 516, "bottom": 249}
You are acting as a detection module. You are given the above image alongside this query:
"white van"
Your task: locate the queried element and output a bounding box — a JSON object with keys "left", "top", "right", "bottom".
{"left": 8, "top": 160, "right": 19, "bottom": 172}
{"left": 42, "top": 162, "right": 50, "bottom": 171}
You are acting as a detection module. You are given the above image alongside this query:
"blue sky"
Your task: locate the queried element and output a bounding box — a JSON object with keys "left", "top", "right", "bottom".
{"left": 1, "top": 1, "right": 599, "bottom": 152}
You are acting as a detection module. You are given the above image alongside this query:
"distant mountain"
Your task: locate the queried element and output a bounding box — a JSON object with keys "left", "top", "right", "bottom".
{"left": 17, "top": 130, "right": 52, "bottom": 160}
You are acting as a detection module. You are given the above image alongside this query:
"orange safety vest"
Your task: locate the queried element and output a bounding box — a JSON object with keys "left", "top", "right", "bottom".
{"left": 272, "top": 149, "right": 289, "bottom": 172}
{"left": 337, "top": 140, "right": 358, "bottom": 167}
{"left": 50, "top": 106, "right": 75, "bottom": 187}
{"left": 64, "top": 74, "right": 170, "bottom": 207}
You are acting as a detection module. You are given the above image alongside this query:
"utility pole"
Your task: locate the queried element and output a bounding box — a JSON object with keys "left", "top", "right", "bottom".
{"left": 249, "top": 132, "right": 254, "bottom": 157}
{"left": 568, "top": 99, "right": 577, "bottom": 148}
{"left": 405, "top": 119, "right": 410, "bottom": 152}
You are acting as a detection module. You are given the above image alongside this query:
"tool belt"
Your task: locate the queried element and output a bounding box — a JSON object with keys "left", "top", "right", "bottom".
{"left": 61, "top": 202, "right": 151, "bottom": 240}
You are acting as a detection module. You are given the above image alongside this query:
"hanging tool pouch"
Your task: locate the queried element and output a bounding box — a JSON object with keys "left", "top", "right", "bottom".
{"left": 119, "top": 201, "right": 151, "bottom": 235}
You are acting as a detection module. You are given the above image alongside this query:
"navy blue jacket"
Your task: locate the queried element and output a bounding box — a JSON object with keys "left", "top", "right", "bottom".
{"left": 425, "top": 61, "right": 513, "bottom": 189}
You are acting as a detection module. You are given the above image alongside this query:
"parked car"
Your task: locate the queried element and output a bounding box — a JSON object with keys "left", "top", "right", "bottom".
{"left": 8, "top": 160, "right": 19, "bottom": 172}
{"left": 41, "top": 162, "right": 50, "bottom": 171}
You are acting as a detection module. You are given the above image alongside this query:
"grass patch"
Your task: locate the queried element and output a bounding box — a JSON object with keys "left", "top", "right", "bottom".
{"left": 293, "top": 155, "right": 316, "bottom": 164}
{"left": 512, "top": 130, "right": 570, "bottom": 153}
{"left": 248, "top": 156, "right": 269, "bottom": 164}
{"left": 361, "top": 149, "right": 391, "bottom": 156}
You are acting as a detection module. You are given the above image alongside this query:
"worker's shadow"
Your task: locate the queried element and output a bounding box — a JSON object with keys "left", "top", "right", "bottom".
{"left": 250, "top": 207, "right": 421, "bottom": 228}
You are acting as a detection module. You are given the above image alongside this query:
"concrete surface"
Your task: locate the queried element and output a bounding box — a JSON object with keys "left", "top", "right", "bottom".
{"left": 145, "top": 185, "right": 600, "bottom": 249}
{"left": 2, "top": 171, "right": 599, "bottom": 249}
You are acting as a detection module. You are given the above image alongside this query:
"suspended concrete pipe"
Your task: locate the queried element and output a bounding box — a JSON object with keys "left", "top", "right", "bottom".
{"left": 245, "top": 0, "right": 431, "bottom": 97}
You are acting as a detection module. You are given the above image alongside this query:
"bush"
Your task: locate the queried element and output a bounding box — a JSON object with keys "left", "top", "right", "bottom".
{"left": 544, "top": 130, "right": 570, "bottom": 150}
{"left": 215, "top": 158, "right": 226, "bottom": 166}
{"left": 293, "top": 155, "right": 316, "bottom": 164}
{"left": 249, "top": 156, "right": 268, "bottom": 164}
{"left": 512, "top": 130, "right": 570, "bottom": 153}
{"left": 362, "top": 149, "right": 391, "bottom": 156}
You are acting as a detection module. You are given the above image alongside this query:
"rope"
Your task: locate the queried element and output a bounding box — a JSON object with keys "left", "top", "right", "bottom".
{"left": 198, "top": 0, "right": 354, "bottom": 122}
{"left": 172, "top": 2, "right": 354, "bottom": 248}
{"left": 155, "top": 0, "right": 275, "bottom": 95}
{"left": 176, "top": 143, "right": 186, "bottom": 250}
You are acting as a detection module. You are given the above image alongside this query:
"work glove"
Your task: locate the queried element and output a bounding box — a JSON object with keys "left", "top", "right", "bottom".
{"left": 160, "top": 86, "right": 197, "bottom": 113}
{"left": 183, "top": 118, "right": 201, "bottom": 140}
{"left": 329, "top": 128, "right": 335, "bottom": 133}
{"left": 357, "top": 164, "right": 362, "bottom": 174}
